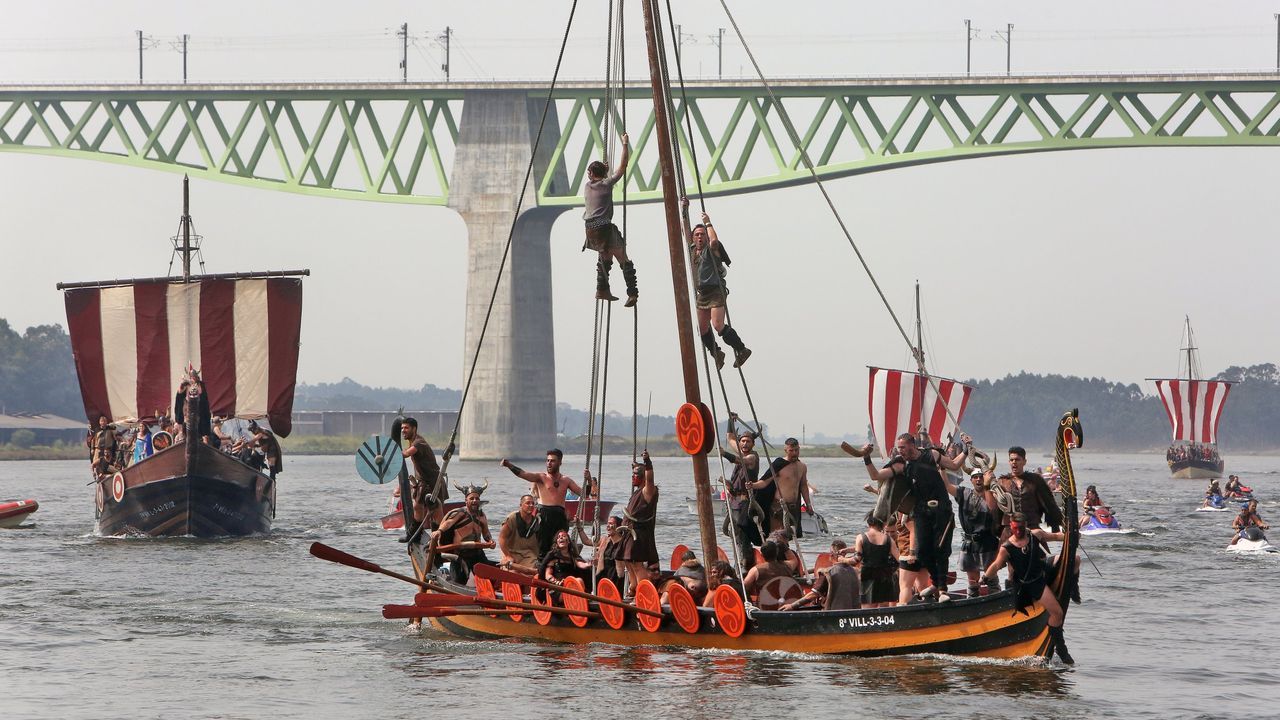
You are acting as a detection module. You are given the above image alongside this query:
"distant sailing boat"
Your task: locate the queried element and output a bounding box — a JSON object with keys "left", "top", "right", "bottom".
{"left": 58, "top": 177, "right": 308, "bottom": 536}
{"left": 1148, "top": 317, "right": 1231, "bottom": 480}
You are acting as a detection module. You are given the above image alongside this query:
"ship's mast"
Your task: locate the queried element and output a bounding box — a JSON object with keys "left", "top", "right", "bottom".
{"left": 915, "top": 281, "right": 927, "bottom": 433}
{"left": 180, "top": 176, "right": 193, "bottom": 282}
{"left": 641, "top": 0, "right": 718, "bottom": 560}
{"left": 168, "top": 175, "right": 204, "bottom": 281}
{"left": 1182, "top": 315, "right": 1200, "bottom": 381}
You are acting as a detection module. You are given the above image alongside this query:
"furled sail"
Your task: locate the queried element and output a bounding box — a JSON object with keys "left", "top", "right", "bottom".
{"left": 1150, "top": 379, "right": 1232, "bottom": 445}
{"left": 867, "top": 367, "right": 973, "bottom": 458}
{"left": 62, "top": 275, "right": 304, "bottom": 436}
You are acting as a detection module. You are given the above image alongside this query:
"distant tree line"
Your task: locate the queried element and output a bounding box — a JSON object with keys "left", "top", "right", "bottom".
{"left": 959, "top": 366, "right": 1280, "bottom": 451}
{"left": 293, "top": 377, "right": 460, "bottom": 411}
{"left": 0, "top": 320, "right": 82, "bottom": 419}
{"left": 2, "top": 317, "right": 1277, "bottom": 450}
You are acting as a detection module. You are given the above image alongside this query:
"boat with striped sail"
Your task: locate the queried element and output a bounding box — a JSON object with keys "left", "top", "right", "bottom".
{"left": 1149, "top": 317, "right": 1231, "bottom": 479}
{"left": 313, "top": 0, "right": 1081, "bottom": 661}
{"left": 59, "top": 177, "right": 307, "bottom": 536}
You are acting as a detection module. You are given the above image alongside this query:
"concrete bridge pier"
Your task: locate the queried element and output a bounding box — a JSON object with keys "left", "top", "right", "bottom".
{"left": 448, "top": 90, "right": 569, "bottom": 460}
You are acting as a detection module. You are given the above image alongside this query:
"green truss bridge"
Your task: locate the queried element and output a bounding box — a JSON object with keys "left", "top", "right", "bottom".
{"left": 5, "top": 74, "right": 1278, "bottom": 456}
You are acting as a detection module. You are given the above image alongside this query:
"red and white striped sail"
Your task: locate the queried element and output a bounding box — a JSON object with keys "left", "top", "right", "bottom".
{"left": 1151, "top": 379, "right": 1232, "bottom": 445}
{"left": 867, "top": 367, "right": 973, "bottom": 458}
{"left": 62, "top": 277, "right": 304, "bottom": 436}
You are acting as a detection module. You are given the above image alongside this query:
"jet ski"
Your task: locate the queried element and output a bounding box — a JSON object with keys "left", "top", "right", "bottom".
{"left": 1080, "top": 506, "right": 1128, "bottom": 535}
{"left": 1227, "top": 526, "right": 1279, "bottom": 553}
{"left": 1196, "top": 493, "right": 1243, "bottom": 512}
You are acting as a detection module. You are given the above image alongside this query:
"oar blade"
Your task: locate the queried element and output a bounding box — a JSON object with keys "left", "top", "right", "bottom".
{"left": 310, "top": 542, "right": 381, "bottom": 573}
{"left": 384, "top": 604, "right": 453, "bottom": 619}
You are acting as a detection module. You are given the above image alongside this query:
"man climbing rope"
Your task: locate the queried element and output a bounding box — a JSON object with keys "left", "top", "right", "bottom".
{"left": 682, "top": 197, "right": 750, "bottom": 369}
{"left": 583, "top": 133, "right": 638, "bottom": 306}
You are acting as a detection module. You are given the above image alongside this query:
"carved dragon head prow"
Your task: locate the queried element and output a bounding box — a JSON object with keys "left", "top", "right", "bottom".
{"left": 1056, "top": 408, "right": 1083, "bottom": 499}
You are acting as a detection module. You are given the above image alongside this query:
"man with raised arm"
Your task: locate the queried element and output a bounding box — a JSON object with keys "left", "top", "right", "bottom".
{"left": 721, "top": 415, "right": 764, "bottom": 574}
{"left": 682, "top": 197, "right": 751, "bottom": 369}
{"left": 500, "top": 449, "right": 582, "bottom": 558}
{"left": 583, "top": 133, "right": 638, "bottom": 306}
{"left": 861, "top": 432, "right": 966, "bottom": 599}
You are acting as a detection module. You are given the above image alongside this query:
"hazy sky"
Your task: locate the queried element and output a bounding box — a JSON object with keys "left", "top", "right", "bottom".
{"left": 3, "top": 1, "right": 1279, "bottom": 439}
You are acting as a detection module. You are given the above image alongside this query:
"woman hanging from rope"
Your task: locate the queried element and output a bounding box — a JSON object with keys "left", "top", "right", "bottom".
{"left": 682, "top": 196, "right": 751, "bottom": 369}
{"left": 583, "top": 134, "right": 639, "bottom": 306}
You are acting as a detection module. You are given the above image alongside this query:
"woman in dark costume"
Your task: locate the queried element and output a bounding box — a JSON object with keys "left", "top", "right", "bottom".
{"left": 854, "top": 514, "right": 899, "bottom": 608}
{"left": 982, "top": 513, "right": 1074, "bottom": 664}
{"left": 615, "top": 451, "right": 658, "bottom": 597}
{"left": 539, "top": 529, "right": 592, "bottom": 586}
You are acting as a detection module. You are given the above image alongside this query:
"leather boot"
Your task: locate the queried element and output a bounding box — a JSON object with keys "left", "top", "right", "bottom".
{"left": 1049, "top": 625, "right": 1075, "bottom": 664}
{"left": 720, "top": 326, "right": 752, "bottom": 368}
{"left": 595, "top": 259, "right": 617, "bottom": 301}
{"left": 622, "top": 260, "right": 638, "bottom": 307}
{"left": 701, "top": 330, "right": 725, "bottom": 370}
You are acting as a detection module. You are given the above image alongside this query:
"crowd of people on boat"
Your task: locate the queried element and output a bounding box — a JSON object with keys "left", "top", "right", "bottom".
{"left": 84, "top": 374, "right": 283, "bottom": 482}
{"left": 1167, "top": 443, "right": 1220, "bottom": 465}
{"left": 392, "top": 419, "right": 1081, "bottom": 662}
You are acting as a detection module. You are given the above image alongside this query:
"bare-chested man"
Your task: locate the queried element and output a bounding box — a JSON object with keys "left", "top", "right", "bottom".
{"left": 754, "top": 438, "right": 813, "bottom": 538}
{"left": 501, "top": 448, "right": 583, "bottom": 557}
{"left": 498, "top": 494, "right": 541, "bottom": 575}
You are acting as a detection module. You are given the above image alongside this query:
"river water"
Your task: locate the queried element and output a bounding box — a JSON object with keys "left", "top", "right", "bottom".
{"left": 2, "top": 452, "right": 1277, "bottom": 719}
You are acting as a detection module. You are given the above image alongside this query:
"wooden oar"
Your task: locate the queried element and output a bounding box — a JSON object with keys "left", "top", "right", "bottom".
{"left": 413, "top": 591, "right": 600, "bottom": 618}
{"left": 384, "top": 604, "right": 511, "bottom": 620}
{"left": 473, "top": 563, "right": 663, "bottom": 618}
{"left": 309, "top": 541, "right": 431, "bottom": 589}
{"left": 432, "top": 540, "right": 496, "bottom": 555}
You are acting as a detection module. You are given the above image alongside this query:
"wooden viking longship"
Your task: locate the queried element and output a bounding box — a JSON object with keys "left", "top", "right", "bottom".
{"left": 315, "top": 0, "right": 1082, "bottom": 660}
{"left": 1149, "top": 317, "right": 1231, "bottom": 480}
{"left": 60, "top": 178, "right": 306, "bottom": 537}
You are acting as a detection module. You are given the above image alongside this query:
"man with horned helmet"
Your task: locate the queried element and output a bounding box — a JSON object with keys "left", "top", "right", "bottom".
{"left": 501, "top": 449, "right": 583, "bottom": 558}
{"left": 436, "top": 480, "right": 495, "bottom": 578}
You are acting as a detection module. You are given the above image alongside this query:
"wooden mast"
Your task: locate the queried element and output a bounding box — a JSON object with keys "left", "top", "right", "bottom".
{"left": 640, "top": 0, "right": 718, "bottom": 560}
{"left": 180, "top": 175, "right": 193, "bottom": 282}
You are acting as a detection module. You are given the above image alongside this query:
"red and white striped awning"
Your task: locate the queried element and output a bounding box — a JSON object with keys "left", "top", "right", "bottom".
{"left": 1151, "top": 379, "right": 1232, "bottom": 445}
{"left": 867, "top": 367, "right": 973, "bottom": 458}
{"left": 63, "top": 277, "right": 303, "bottom": 436}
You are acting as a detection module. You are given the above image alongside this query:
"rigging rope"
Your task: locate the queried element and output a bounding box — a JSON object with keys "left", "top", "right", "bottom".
{"left": 716, "top": 0, "right": 968, "bottom": 440}
{"left": 405, "top": 0, "right": 581, "bottom": 547}
{"left": 658, "top": 0, "right": 809, "bottom": 564}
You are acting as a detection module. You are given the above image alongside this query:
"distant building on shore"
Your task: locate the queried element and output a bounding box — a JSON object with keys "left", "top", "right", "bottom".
{"left": 0, "top": 413, "right": 86, "bottom": 445}
{"left": 290, "top": 410, "right": 458, "bottom": 437}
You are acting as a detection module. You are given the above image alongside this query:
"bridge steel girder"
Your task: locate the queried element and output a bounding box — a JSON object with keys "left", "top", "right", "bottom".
{"left": 4, "top": 75, "right": 1280, "bottom": 207}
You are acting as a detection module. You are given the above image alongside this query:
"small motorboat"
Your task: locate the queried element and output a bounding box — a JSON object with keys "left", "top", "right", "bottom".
{"left": 1080, "top": 506, "right": 1127, "bottom": 535}
{"left": 0, "top": 499, "right": 39, "bottom": 528}
{"left": 1227, "top": 526, "right": 1279, "bottom": 554}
